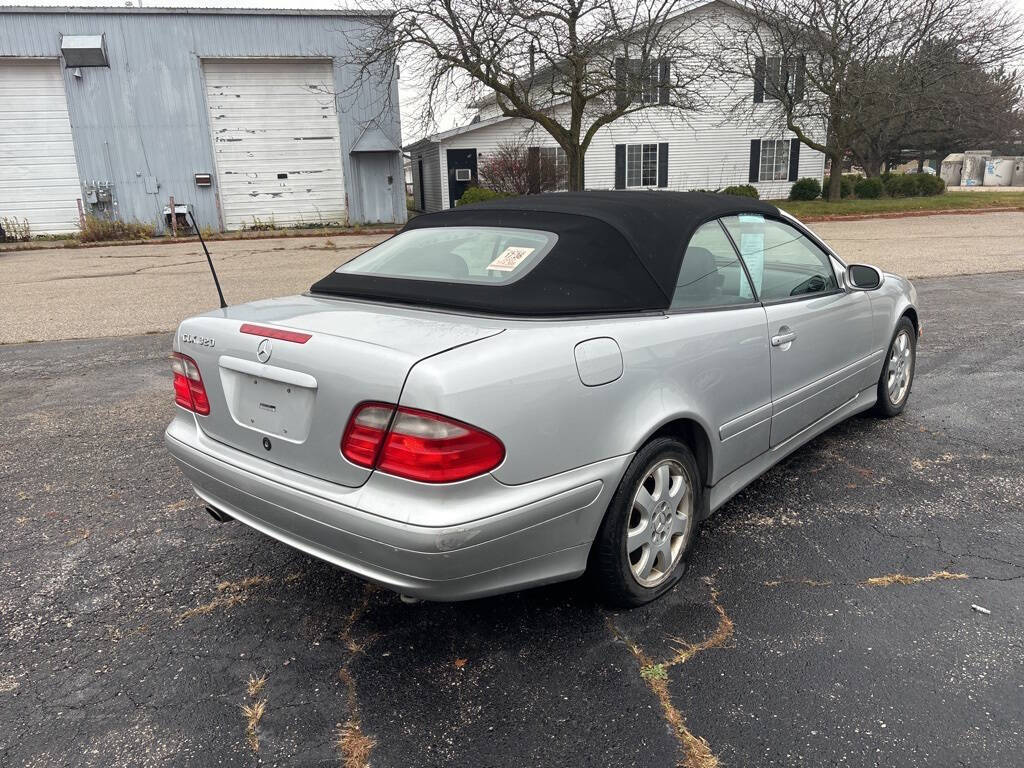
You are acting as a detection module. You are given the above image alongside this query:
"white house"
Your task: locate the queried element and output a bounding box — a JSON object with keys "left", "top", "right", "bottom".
{"left": 406, "top": 1, "right": 824, "bottom": 211}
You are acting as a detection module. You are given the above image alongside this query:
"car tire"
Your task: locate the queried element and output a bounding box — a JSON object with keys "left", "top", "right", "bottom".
{"left": 873, "top": 316, "right": 917, "bottom": 418}
{"left": 589, "top": 437, "right": 701, "bottom": 608}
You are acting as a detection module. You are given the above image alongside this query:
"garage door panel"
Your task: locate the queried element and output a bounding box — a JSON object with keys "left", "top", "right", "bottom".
{"left": 0, "top": 61, "right": 82, "bottom": 235}
{"left": 203, "top": 59, "right": 346, "bottom": 230}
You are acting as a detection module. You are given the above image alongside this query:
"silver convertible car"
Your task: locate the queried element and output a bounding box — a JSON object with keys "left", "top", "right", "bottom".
{"left": 165, "top": 191, "right": 919, "bottom": 606}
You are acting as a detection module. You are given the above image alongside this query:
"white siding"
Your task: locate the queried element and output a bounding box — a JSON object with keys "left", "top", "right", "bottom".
{"left": 0, "top": 60, "right": 82, "bottom": 235}
{"left": 439, "top": 118, "right": 560, "bottom": 209}
{"left": 203, "top": 58, "right": 346, "bottom": 230}
{"left": 429, "top": 3, "right": 826, "bottom": 207}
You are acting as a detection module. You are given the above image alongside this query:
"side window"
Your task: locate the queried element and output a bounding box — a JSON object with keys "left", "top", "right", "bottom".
{"left": 672, "top": 220, "right": 756, "bottom": 309}
{"left": 721, "top": 215, "right": 838, "bottom": 302}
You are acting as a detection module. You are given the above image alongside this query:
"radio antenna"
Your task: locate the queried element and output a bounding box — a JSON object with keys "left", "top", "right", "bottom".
{"left": 187, "top": 208, "right": 227, "bottom": 309}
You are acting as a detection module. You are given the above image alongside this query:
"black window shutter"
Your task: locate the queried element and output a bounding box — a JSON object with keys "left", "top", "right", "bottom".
{"left": 615, "top": 58, "right": 629, "bottom": 109}
{"left": 749, "top": 139, "right": 761, "bottom": 183}
{"left": 788, "top": 138, "right": 800, "bottom": 181}
{"left": 615, "top": 144, "right": 626, "bottom": 189}
{"left": 753, "top": 57, "right": 765, "bottom": 103}
{"left": 657, "top": 143, "right": 669, "bottom": 187}
{"left": 527, "top": 146, "right": 541, "bottom": 194}
{"left": 658, "top": 58, "right": 670, "bottom": 105}
{"left": 793, "top": 55, "right": 806, "bottom": 102}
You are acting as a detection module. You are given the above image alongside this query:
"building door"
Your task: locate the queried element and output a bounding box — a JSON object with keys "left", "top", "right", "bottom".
{"left": 417, "top": 158, "right": 426, "bottom": 211}
{"left": 446, "top": 148, "right": 477, "bottom": 208}
{"left": 354, "top": 152, "right": 395, "bottom": 224}
{"left": 203, "top": 59, "right": 346, "bottom": 230}
{"left": 0, "top": 60, "right": 82, "bottom": 235}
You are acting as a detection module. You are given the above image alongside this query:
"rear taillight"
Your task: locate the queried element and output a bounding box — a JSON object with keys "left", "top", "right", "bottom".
{"left": 341, "top": 402, "right": 504, "bottom": 483}
{"left": 171, "top": 352, "right": 210, "bottom": 415}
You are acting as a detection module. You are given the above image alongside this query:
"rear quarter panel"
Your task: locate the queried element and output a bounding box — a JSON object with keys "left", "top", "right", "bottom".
{"left": 399, "top": 308, "right": 772, "bottom": 487}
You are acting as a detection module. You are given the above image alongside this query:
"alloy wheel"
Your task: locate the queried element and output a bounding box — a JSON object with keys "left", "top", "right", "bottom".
{"left": 627, "top": 459, "right": 692, "bottom": 588}
{"left": 887, "top": 329, "right": 913, "bottom": 406}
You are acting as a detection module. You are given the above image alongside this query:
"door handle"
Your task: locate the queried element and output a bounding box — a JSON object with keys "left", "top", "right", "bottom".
{"left": 771, "top": 330, "right": 797, "bottom": 347}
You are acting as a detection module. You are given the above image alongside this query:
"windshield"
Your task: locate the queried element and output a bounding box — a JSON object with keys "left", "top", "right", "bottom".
{"left": 335, "top": 226, "right": 558, "bottom": 285}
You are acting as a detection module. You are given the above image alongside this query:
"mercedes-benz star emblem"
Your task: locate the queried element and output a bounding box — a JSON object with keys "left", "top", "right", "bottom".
{"left": 256, "top": 338, "right": 273, "bottom": 363}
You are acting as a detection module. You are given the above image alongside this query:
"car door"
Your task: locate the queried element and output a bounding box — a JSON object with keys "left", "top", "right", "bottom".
{"left": 666, "top": 220, "right": 772, "bottom": 479}
{"left": 722, "top": 214, "right": 873, "bottom": 447}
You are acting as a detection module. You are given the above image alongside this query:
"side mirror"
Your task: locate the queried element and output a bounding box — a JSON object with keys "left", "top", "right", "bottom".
{"left": 846, "top": 264, "right": 883, "bottom": 291}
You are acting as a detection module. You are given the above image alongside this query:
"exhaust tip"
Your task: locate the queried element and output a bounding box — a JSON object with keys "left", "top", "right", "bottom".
{"left": 399, "top": 593, "right": 422, "bottom": 605}
{"left": 205, "top": 505, "right": 233, "bottom": 523}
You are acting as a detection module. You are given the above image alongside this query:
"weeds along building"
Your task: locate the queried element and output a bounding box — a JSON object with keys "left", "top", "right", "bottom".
{"left": 0, "top": 6, "right": 406, "bottom": 235}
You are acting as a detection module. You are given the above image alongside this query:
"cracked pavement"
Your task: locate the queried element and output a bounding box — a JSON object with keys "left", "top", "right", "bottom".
{"left": 1, "top": 271, "right": 1022, "bottom": 766}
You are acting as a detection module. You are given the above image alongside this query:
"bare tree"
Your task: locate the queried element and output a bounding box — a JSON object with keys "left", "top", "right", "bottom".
{"left": 848, "top": 54, "right": 1024, "bottom": 174}
{"left": 343, "top": 0, "right": 710, "bottom": 191}
{"left": 716, "top": 0, "right": 1024, "bottom": 200}
{"left": 477, "top": 138, "right": 562, "bottom": 195}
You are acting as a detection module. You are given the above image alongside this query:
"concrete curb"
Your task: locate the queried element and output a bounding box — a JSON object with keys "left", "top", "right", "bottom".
{"left": 798, "top": 206, "right": 1024, "bottom": 223}
{"left": 0, "top": 226, "right": 401, "bottom": 255}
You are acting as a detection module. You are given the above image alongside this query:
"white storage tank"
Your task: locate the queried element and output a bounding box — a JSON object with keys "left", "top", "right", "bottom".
{"left": 961, "top": 154, "right": 988, "bottom": 186}
{"left": 940, "top": 154, "right": 963, "bottom": 187}
{"left": 1012, "top": 157, "right": 1024, "bottom": 187}
{"left": 983, "top": 157, "right": 1015, "bottom": 186}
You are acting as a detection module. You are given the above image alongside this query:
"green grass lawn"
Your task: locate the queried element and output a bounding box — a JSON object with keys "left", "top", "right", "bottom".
{"left": 775, "top": 190, "right": 1024, "bottom": 219}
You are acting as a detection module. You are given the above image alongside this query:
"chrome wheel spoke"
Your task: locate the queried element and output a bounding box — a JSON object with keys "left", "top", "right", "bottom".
{"left": 666, "top": 474, "right": 687, "bottom": 507}
{"left": 634, "top": 487, "right": 656, "bottom": 517}
{"left": 627, "top": 517, "right": 651, "bottom": 547}
{"left": 652, "top": 463, "right": 671, "bottom": 501}
{"left": 654, "top": 538, "right": 673, "bottom": 573}
{"left": 635, "top": 544, "right": 654, "bottom": 579}
{"left": 670, "top": 508, "right": 689, "bottom": 536}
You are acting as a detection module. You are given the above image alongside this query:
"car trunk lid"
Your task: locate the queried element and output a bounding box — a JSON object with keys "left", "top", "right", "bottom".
{"left": 175, "top": 295, "right": 504, "bottom": 487}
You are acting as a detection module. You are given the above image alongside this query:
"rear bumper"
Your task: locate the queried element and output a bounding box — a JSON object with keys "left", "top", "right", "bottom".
{"left": 164, "top": 414, "right": 629, "bottom": 601}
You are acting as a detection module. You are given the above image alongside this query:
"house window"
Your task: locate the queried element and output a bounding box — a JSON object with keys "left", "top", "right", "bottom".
{"left": 635, "top": 62, "right": 660, "bottom": 104}
{"left": 539, "top": 146, "right": 568, "bottom": 191}
{"left": 759, "top": 139, "right": 790, "bottom": 182}
{"left": 626, "top": 143, "right": 658, "bottom": 187}
{"left": 755, "top": 55, "right": 805, "bottom": 103}
{"left": 765, "top": 56, "right": 783, "bottom": 99}
{"left": 615, "top": 58, "right": 669, "bottom": 107}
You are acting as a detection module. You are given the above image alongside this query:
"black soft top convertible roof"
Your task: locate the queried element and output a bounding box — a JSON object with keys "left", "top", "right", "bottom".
{"left": 310, "top": 191, "right": 780, "bottom": 316}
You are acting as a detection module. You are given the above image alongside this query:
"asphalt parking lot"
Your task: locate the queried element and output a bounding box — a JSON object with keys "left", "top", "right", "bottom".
{"left": 1, "top": 270, "right": 1021, "bottom": 767}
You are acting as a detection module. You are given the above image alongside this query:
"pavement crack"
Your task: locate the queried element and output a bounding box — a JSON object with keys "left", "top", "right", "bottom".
{"left": 241, "top": 674, "right": 268, "bottom": 753}
{"left": 177, "top": 574, "right": 272, "bottom": 621}
{"left": 335, "top": 584, "right": 377, "bottom": 768}
{"left": 859, "top": 570, "right": 968, "bottom": 587}
{"left": 607, "top": 581, "right": 734, "bottom": 768}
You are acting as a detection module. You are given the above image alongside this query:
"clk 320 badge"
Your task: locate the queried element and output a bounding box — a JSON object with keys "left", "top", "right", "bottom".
{"left": 180, "top": 333, "right": 215, "bottom": 348}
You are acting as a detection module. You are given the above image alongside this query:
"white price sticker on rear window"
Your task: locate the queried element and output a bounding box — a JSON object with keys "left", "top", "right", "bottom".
{"left": 487, "top": 246, "right": 535, "bottom": 272}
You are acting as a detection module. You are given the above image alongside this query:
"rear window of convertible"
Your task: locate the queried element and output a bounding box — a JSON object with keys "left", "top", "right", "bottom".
{"left": 334, "top": 227, "right": 558, "bottom": 286}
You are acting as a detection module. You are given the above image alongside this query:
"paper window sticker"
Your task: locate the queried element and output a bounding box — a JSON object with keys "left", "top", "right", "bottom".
{"left": 487, "top": 246, "right": 535, "bottom": 272}
{"left": 739, "top": 233, "right": 765, "bottom": 294}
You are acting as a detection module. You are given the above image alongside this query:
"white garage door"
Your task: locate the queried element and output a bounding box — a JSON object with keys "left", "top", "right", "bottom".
{"left": 203, "top": 59, "right": 347, "bottom": 230}
{"left": 0, "top": 60, "right": 82, "bottom": 236}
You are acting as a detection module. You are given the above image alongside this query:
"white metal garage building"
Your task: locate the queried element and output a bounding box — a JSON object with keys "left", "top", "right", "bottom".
{"left": 0, "top": 7, "right": 406, "bottom": 236}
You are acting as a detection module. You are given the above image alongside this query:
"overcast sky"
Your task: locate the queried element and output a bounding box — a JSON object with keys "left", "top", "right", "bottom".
{"left": 6, "top": 0, "right": 1024, "bottom": 143}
